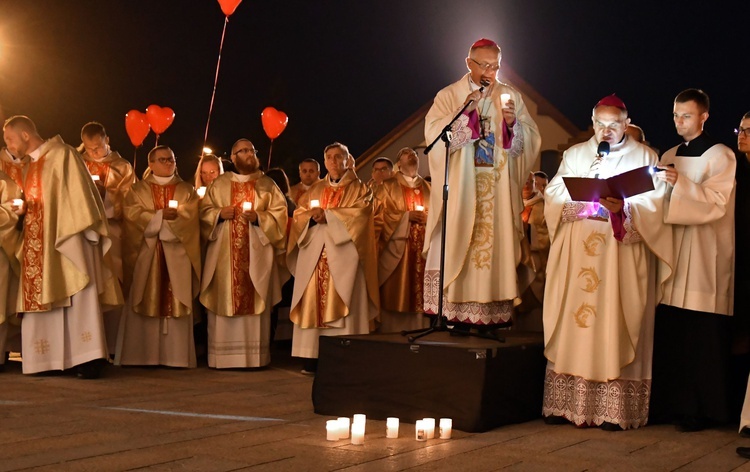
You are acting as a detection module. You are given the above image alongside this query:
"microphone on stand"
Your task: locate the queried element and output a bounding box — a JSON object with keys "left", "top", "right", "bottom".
{"left": 467, "top": 85, "right": 486, "bottom": 108}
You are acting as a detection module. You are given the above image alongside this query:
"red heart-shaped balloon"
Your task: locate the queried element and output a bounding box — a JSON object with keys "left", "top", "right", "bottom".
{"left": 146, "top": 105, "right": 175, "bottom": 136}
{"left": 261, "top": 107, "right": 288, "bottom": 140}
{"left": 217, "top": 0, "right": 242, "bottom": 17}
{"left": 125, "top": 110, "right": 150, "bottom": 147}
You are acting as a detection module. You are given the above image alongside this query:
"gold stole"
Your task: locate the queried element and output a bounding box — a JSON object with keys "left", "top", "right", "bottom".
{"left": 293, "top": 186, "right": 306, "bottom": 203}
{"left": 230, "top": 180, "right": 256, "bottom": 315}
{"left": 146, "top": 183, "right": 175, "bottom": 317}
{"left": 403, "top": 186, "right": 425, "bottom": 312}
{"left": 313, "top": 185, "right": 345, "bottom": 326}
{"left": 21, "top": 155, "right": 48, "bottom": 312}
{"left": 2, "top": 161, "right": 23, "bottom": 188}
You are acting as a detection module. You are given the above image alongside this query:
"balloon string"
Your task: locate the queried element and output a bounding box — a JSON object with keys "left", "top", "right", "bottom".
{"left": 202, "top": 16, "right": 229, "bottom": 158}
{"left": 267, "top": 140, "right": 273, "bottom": 170}
{"left": 133, "top": 148, "right": 137, "bottom": 176}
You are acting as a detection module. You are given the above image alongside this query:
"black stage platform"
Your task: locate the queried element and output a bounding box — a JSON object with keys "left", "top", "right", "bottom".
{"left": 312, "top": 330, "right": 546, "bottom": 433}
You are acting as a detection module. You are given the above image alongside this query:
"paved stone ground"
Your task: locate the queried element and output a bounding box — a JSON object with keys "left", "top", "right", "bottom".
{"left": 1, "top": 344, "right": 749, "bottom": 472}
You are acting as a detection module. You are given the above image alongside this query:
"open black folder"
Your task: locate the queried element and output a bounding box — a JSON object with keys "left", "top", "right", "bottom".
{"left": 562, "top": 165, "right": 655, "bottom": 202}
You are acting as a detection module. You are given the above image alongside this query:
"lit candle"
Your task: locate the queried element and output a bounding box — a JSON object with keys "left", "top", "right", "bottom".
{"left": 350, "top": 422, "right": 365, "bottom": 445}
{"left": 439, "top": 418, "right": 452, "bottom": 439}
{"left": 353, "top": 414, "right": 366, "bottom": 425}
{"left": 309, "top": 199, "right": 320, "bottom": 208}
{"left": 196, "top": 186, "right": 206, "bottom": 198}
{"left": 11, "top": 199, "right": 23, "bottom": 208}
{"left": 326, "top": 420, "right": 339, "bottom": 441}
{"left": 168, "top": 200, "right": 178, "bottom": 209}
{"left": 415, "top": 420, "right": 426, "bottom": 441}
{"left": 423, "top": 418, "right": 435, "bottom": 439}
{"left": 337, "top": 417, "right": 350, "bottom": 439}
{"left": 91, "top": 174, "right": 101, "bottom": 181}
{"left": 500, "top": 93, "right": 511, "bottom": 109}
{"left": 415, "top": 205, "right": 424, "bottom": 212}
{"left": 386, "top": 417, "right": 399, "bottom": 439}
{"left": 242, "top": 201, "right": 253, "bottom": 212}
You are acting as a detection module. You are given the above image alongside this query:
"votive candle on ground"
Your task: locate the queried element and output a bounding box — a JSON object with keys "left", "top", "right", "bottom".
{"left": 91, "top": 174, "right": 100, "bottom": 181}
{"left": 350, "top": 423, "right": 365, "bottom": 445}
{"left": 353, "top": 414, "right": 366, "bottom": 426}
{"left": 439, "top": 418, "right": 453, "bottom": 439}
{"left": 12, "top": 199, "right": 23, "bottom": 207}
{"left": 415, "top": 420, "right": 426, "bottom": 441}
{"left": 242, "top": 201, "right": 252, "bottom": 212}
{"left": 423, "top": 418, "right": 435, "bottom": 439}
{"left": 386, "top": 417, "right": 399, "bottom": 438}
{"left": 310, "top": 199, "right": 320, "bottom": 208}
{"left": 326, "top": 420, "right": 340, "bottom": 441}
{"left": 415, "top": 205, "right": 424, "bottom": 211}
{"left": 500, "top": 93, "right": 511, "bottom": 109}
{"left": 337, "top": 417, "right": 350, "bottom": 439}
{"left": 197, "top": 186, "right": 206, "bottom": 198}
{"left": 168, "top": 200, "right": 178, "bottom": 209}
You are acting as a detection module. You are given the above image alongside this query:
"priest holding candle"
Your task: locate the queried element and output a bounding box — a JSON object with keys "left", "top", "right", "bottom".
{"left": 423, "top": 38, "right": 541, "bottom": 329}
{"left": 199, "top": 139, "right": 289, "bottom": 368}
{"left": 373, "top": 147, "right": 431, "bottom": 332}
{"left": 287, "top": 142, "right": 379, "bottom": 374}
{"left": 116, "top": 145, "right": 201, "bottom": 367}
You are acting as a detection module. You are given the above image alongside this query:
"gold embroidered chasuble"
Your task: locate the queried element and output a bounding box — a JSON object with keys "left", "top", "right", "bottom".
{"left": 423, "top": 74, "right": 541, "bottom": 323}
{"left": 122, "top": 174, "right": 201, "bottom": 318}
{"left": 543, "top": 136, "right": 673, "bottom": 382}
{"left": 82, "top": 150, "right": 135, "bottom": 222}
{"left": 199, "top": 172, "right": 288, "bottom": 317}
{"left": 0, "top": 149, "right": 25, "bottom": 188}
{"left": 290, "top": 181, "right": 318, "bottom": 205}
{"left": 287, "top": 170, "right": 379, "bottom": 329}
{"left": 0, "top": 174, "right": 22, "bottom": 324}
{"left": 17, "top": 137, "right": 122, "bottom": 313}
{"left": 374, "top": 172, "right": 430, "bottom": 313}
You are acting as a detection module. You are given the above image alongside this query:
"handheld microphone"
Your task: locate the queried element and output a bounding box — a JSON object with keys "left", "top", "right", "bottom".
{"left": 596, "top": 141, "right": 610, "bottom": 158}
{"left": 467, "top": 85, "right": 486, "bottom": 108}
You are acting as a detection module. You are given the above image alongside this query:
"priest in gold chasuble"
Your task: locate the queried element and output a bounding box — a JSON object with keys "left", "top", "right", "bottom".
{"left": 373, "top": 147, "right": 431, "bottom": 332}
{"left": 4, "top": 116, "right": 122, "bottom": 376}
{"left": 117, "top": 145, "right": 200, "bottom": 368}
{"left": 79, "top": 122, "right": 135, "bottom": 355}
{"left": 199, "top": 139, "right": 289, "bottom": 368}
{"left": 287, "top": 142, "right": 379, "bottom": 362}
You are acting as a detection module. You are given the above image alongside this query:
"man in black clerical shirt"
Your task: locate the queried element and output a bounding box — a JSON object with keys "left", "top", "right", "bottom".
{"left": 650, "top": 89, "right": 737, "bottom": 432}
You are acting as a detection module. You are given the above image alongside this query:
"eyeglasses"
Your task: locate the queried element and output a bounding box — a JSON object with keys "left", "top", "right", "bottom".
{"left": 593, "top": 120, "right": 625, "bottom": 131}
{"left": 372, "top": 167, "right": 392, "bottom": 173}
{"left": 735, "top": 127, "right": 750, "bottom": 138}
{"left": 469, "top": 58, "right": 500, "bottom": 72}
{"left": 154, "top": 156, "right": 175, "bottom": 164}
{"left": 232, "top": 148, "right": 256, "bottom": 156}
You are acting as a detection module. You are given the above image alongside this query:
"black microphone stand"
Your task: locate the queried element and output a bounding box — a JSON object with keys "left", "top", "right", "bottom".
{"left": 402, "top": 95, "right": 504, "bottom": 343}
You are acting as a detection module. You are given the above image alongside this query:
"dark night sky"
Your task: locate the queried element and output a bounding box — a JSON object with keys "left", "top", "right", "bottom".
{"left": 0, "top": 1, "right": 747, "bottom": 180}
